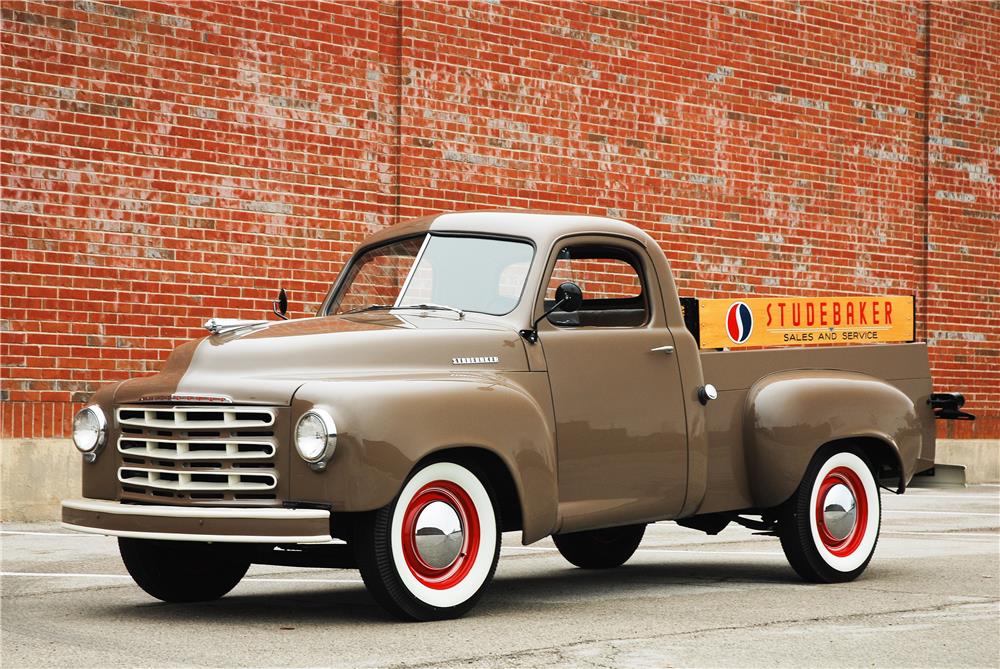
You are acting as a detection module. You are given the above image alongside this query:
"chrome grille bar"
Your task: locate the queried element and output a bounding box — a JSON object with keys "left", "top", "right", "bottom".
{"left": 118, "top": 436, "right": 275, "bottom": 460}
{"left": 116, "top": 406, "right": 275, "bottom": 431}
{"left": 118, "top": 467, "right": 277, "bottom": 492}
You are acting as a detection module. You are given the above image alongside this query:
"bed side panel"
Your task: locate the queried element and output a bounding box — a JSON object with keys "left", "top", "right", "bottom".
{"left": 695, "top": 343, "right": 932, "bottom": 515}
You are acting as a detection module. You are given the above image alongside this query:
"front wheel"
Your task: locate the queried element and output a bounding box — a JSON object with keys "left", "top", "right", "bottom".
{"left": 778, "top": 447, "right": 882, "bottom": 583}
{"left": 553, "top": 524, "right": 646, "bottom": 569}
{"left": 118, "top": 538, "right": 250, "bottom": 602}
{"left": 354, "top": 460, "right": 501, "bottom": 621}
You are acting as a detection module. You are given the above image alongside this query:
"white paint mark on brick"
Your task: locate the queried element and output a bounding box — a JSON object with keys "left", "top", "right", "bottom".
{"left": 442, "top": 150, "right": 507, "bottom": 168}
{"left": 9, "top": 106, "right": 49, "bottom": 120}
{"left": 865, "top": 146, "right": 910, "bottom": 163}
{"left": 160, "top": 15, "right": 191, "bottom": 29}
{"left": 1, "top": 200, "right": 37, "bottom": 213}
{"left": 929, "top": 135, "right": 969, "bottom": 149}
{"left": 660, "top": 214, "right": 685, "bottom": 231}
{"left": 935, "top": 191, "right": 976, "bottom": 203}
{"left": 929, "top": 331, "right": 987, "bottom": 344}
{"left": 688, "top": 173, "right": 726, "bottom": 187}
{"left": 768, "top": 93, "right": 829, "bottom": 111}
{"left": 242, "top": 201, "right": 292, "bottom": 214}
{"left": 192, "top": 107, "right": 217, "bottom": 120}
{"left": 851, "top": 57, "right": 889, "bottom": 76}
{"left": 707, "top": 66, "right": 733, "bottom": 83}
{"left": 958, "top": 161, "right": 994, "bottom": 184}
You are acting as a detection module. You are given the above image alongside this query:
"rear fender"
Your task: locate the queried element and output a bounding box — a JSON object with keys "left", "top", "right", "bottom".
{"left": 744, "top": 371, "right": 922, "bottom": 509}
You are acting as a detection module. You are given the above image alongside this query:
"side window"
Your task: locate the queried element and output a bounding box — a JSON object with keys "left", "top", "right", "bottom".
{"left": 545, "top": 244, "right": 648, "bottom": 327}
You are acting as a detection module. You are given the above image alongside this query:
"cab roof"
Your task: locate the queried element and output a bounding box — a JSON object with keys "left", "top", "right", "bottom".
{"left": 361, "top": 210, "right": 659, "bottom": 253}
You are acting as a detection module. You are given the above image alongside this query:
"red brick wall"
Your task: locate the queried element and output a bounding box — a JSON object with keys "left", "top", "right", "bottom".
{"left": 925, "top": 2, "right": 999, "bottom": 439}
{"left": 3, "top": 1, "right": 998, "bottom": 440}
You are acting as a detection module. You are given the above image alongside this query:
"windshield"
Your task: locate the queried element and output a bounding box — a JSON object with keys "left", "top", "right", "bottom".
{"left": 329, "top": 234, "right": 534, "bottom": 316}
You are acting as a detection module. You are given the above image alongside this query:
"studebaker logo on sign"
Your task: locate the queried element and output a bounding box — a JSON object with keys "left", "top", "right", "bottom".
{"left": 725, "top": 301, "right": 754, "bottom": 344}
{"left": 700, "top": 296, "right": 915, "bottom": 349}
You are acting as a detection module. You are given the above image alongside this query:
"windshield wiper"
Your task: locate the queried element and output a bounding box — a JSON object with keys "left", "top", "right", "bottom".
{"left": 342, "top": 304, "right": 395, "bottom": 315}
{"left": 395, "top": 303, "right": 466, "bottom": 318}
{"left": 343, "top": 303, "right": 465, "bottom": 318}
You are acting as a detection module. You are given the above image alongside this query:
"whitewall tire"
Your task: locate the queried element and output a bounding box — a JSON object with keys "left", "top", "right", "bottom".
{"left": 779, "top": 446, "right": 882, "bottom": 583}
{"left": 354, "top": 460, "right": 501, "bottom": 621}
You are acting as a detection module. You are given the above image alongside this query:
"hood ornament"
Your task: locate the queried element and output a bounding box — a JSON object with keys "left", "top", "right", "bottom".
{"left": 203, "top": 318, "right": 271, "bottom": 335}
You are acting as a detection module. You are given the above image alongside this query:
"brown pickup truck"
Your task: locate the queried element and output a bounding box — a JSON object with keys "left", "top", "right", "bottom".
{"left": 62, "top": 211, "right": 972, "bottom": 620}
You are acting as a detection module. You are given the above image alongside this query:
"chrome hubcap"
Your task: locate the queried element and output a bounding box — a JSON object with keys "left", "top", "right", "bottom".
{"left": 822, "top": 482, "right": 857, "bottom": 541}
{"left": 413, "top": 500, "right": 464, "bottom": 569}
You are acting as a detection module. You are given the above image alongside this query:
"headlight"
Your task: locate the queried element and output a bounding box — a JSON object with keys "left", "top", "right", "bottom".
{"left": 295, "top": 410, "right": 337, "bottom": 469}
{"left": 72, "top": 406, "right": 107, "bottom": 458}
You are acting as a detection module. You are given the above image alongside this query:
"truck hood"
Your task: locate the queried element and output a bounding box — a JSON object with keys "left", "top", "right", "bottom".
{"left": 115, "top": 313, "right": 529, "bottom": 406}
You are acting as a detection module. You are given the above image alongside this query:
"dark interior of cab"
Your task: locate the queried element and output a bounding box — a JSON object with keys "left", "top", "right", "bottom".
{"left": 544, "top": 244, "right": 649, "bottom": 328}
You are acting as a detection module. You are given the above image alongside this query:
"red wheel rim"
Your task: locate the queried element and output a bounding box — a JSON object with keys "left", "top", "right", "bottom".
{"left": 815, "top": 466, "right": 868, "bottom": 557}
{"left": 400, "top": 479, "right": 480, "bottom": 590}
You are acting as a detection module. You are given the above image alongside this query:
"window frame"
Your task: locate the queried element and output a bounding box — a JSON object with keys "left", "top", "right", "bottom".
{"left": 322, "top": 232, "right": 537, "bottom": 318}
{"left": 541, "top": 240, "right": 652, "bottom": 329}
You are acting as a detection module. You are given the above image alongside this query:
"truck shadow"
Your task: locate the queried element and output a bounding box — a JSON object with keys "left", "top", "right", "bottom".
{"left": 91, "top": 560, "right": 801, "bottom": 624}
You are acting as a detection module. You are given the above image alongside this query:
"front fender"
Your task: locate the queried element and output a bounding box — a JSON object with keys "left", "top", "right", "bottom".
{"left": 744, "top": 371, "right": 922, "bottom": 509}
{"left": 288, "top": 371, "right": 557, "bottom": 543}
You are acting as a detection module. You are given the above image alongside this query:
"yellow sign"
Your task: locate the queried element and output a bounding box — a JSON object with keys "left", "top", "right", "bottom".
{"left": 697, "top": 296, "right": 915, "bottom": 349}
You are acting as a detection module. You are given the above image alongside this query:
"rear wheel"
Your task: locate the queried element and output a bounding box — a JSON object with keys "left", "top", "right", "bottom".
{"left": 553, "top": 524, "right": 646, "bottom": 569}
{"left": 118, "top": 538, "right": 250, "bottom": 602}
{"left": 778, "top": 447, "right": 882, "bottom": 583}
{"left": 354, "top": 460, "right": 501, "bottom": 621}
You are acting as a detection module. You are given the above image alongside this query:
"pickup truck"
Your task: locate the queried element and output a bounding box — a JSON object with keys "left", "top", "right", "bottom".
{"left": 62, "top": 211, "right": 971, "bottom": 621}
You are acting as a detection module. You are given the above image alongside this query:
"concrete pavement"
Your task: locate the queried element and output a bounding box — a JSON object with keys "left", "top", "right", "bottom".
{"left": 2, "top": 486, "right": 998, "bottom": 668}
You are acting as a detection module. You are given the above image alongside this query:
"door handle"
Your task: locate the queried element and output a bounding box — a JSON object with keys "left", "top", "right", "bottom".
{"left": 650, "top": 345, "right": 675, "bottom": 354}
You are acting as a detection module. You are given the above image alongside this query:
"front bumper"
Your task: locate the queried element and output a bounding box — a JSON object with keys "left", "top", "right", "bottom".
{"left": 61, "top": 498, "right": 333, "bottom": 544}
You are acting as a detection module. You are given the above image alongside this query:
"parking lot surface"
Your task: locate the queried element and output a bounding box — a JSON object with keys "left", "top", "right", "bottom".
{"left": 2, "top": 485, "right": 998, "bottom": 668}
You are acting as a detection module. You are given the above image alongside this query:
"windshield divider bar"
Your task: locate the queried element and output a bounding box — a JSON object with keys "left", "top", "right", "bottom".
{"left": 393, "top": 234, "right": 431, "bottom": 308}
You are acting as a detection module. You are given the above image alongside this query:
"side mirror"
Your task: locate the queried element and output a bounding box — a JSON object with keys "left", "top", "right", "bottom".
{"left": 520, "top": 281, "right": 585, "bottom": 344}
{"left": 272, "top": 288, "right": 288, "bottom": 320}
{"left": 554, "top": 282, "right": 583, "bottom": 313}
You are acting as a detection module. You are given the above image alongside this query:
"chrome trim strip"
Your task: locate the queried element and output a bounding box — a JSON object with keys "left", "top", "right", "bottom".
{"left": 61, "top": 524, "right": 334, "bottom": 544}
{"left": 62, "top": 498, "right": 325, "bottom": 520}
{"left": 138, "top": 393, "right": 233, "bottom": 404}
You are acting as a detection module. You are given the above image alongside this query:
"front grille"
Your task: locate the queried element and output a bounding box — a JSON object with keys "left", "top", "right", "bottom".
{"left": 116, "top": 405, "right": 279, "bottom": 504}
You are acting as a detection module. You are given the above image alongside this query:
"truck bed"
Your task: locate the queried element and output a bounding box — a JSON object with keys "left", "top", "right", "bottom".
{"left": 695, "top": 343, "right": 935, "bottom": 515}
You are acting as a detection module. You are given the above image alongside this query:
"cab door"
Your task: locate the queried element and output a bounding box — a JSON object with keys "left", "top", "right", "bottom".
{"left": 536, "top": 237, "right": 688, "bottom": 533}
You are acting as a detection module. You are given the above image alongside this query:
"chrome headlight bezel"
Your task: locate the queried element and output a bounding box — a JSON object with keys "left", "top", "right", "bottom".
{"left": 294, "top": 409, "right": 337, "bottom": 470}
{"left": 72, "top": 405, "right": 107, "bottom": 461}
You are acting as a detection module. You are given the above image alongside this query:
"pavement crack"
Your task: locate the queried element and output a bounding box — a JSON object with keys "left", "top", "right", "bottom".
{"left": 391, "top": 598, "right": 998, "bottom": 669}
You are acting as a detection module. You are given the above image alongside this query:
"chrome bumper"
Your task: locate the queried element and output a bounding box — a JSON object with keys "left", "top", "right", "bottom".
{"left": 61, "top": 498, "right": 333, "bottom": 544}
